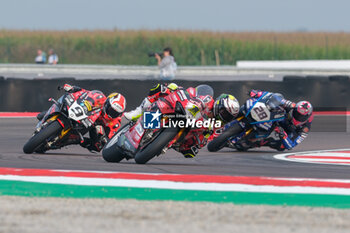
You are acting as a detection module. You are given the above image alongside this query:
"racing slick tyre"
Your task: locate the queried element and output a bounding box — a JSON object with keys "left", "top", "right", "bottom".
{"left": 102, "top": 140, "right": 126, "bottom": 163}
{"left": 207, "top": 123, "right": 243, "bottom": 152}
{"left": 134, "top": 128, "right": 179, "bottom": 164}
{"left": 102, "top": 124, "right": 130, "bottom": 163}
{"left": 23, "top": 121, "right": 63, "bottom": 154}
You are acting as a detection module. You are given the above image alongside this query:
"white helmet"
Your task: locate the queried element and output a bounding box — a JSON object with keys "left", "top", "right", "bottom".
{"left": 103, "top": 93, "right": 126, "bottom": 118}
{"left": 213, "top": 94, "right": 240, "bottom": 123}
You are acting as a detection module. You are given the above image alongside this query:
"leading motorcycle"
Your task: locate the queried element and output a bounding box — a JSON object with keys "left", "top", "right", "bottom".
{"left": 23, "top": 87, "right": 106, "bottom": 154}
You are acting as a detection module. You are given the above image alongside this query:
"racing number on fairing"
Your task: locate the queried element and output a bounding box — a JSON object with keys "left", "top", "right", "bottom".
{"left": 253, "top": 106, "right": 268, "bottom": 120}
{"left": 71, "top": 106, "right": 84, "bottom": 117}
{"left": 250, "top": 102, "right": 270, "bottom": 122}
{"left": 68, "top": 102, "right": 88, "bottom": 121}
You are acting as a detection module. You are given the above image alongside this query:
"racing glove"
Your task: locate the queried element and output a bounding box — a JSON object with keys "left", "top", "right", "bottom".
{"left": 148, "top": 83, "right": 178, "bottom": 96}
{"left": 274, "top": 127, "right": 294, "bottom": 150}
{"left": 148, "top": 83, "right": 166, "bottom": 96}
{"left": 248, "top": 90, "right": 263, "bottom": 98}
{"left": 59, "top": 84, "right": 82, "bottom": 93}
{"left": 63, "top": 84, "right": 74, "bottom": 92}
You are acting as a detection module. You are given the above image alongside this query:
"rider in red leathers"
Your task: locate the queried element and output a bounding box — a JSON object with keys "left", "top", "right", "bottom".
{"left": 38, "top": 84, "right": 127, "bottom": 152}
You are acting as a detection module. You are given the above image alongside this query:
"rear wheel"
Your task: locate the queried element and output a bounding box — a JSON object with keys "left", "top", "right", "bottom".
{"left": 207, "top": 123, "right": 243, "bottom": 152}
{"left": 23, "top": 121, "right": 63, "bottom": 154}
{"left": 134, "top": 128, "right": 179, "bottom": 164}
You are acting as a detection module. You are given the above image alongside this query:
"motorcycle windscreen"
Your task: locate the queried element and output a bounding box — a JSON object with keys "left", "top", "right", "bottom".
{"left": 40, "top": 95, "right": 66, "bottom": 124}
{"left": 195, "top": 84, "right": 214, "bottom": 97}
{"left": 265, "top": 93, "right": 284, "bottom": 110}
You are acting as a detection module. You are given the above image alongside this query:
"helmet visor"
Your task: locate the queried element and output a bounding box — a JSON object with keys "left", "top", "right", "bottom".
{"left": 104, "top": 101, "right": 121, "bottom": 118}
{"left": 219, "top": 107, "right": 234, "bottom": 123}
{"left": 293, "top": 110, "right": 309, "bottom": 124}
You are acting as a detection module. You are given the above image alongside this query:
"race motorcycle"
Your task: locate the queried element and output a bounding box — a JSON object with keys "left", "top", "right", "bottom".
{"left": 219, "top": 122, "right": 284, "bottom": 151}
{"left": 102, "top": 85, "right": 215, "bottom": 164}
{"left": 207, "top": 92, "right": 286, "bottom": 152}
{"left": 23, "top": 87, "right": 106, "bottom": 154}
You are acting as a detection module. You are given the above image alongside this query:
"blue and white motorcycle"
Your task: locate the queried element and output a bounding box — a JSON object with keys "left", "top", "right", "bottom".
{"left": 207, "top": 92, "right": 286, "bottom": 152}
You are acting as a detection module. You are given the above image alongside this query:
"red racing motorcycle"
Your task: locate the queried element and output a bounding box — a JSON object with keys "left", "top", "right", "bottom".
{"left": 23, "top": 87, "right": 106, "bottom": 154}
{"left": 102, "top": 85, "right": 216, "bottom": 164}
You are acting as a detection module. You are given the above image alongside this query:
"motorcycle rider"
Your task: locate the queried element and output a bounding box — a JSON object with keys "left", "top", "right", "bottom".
{"left": 124, "top": 83, "right": 240, "bottom": 158}
{"left": 270, "top": 100, "right": 313, "bottom": 151}
{"left": 239, "top": 90, "right": 313, "bottom": 151}
{"left": 38, "top": 84, "right": 126, "bottom": 152}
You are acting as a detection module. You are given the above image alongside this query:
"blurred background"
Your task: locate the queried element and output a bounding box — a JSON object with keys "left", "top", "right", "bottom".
{"left": 0, "top": 0, "right": 349, "bottom": 118}
{"left": 1, "top": 0, "right": 350, "bottom": 65}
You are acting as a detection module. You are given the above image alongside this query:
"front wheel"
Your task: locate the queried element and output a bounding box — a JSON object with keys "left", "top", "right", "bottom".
{"left": 134, "top": 128, "right": 179, "bottom": 164}
{"left": 102, "top": 145, "right": 127, "bottom": 163}
{"left": 23, "top": 121, "right": 63, "bottom": 154}
{"left": 207, "top": 123, "right": 243, "bottom": 152}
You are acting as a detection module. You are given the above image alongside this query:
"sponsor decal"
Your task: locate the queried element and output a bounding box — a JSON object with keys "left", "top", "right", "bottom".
{"left": 84, "top": 100, "right": 92, "bottom": 111}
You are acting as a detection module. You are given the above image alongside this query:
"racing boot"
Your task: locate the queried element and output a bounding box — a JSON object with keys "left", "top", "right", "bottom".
{"left": 80, "top": 138, "right": 103, "bottom": 153}
{"left": 124, "top": 97, "right": 152, "bottom": 121}
{"left": 267, "top": 141, "right": 286, "bottom": 151}
{"left": 180, "top": 146, "right": 199, "bottom": 158}
{"left": 81, "top": 125, "right": 107, "bottom": 153}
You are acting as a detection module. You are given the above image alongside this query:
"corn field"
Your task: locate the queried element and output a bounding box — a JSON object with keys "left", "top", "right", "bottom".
{"left": 1, "top": 30, "right": 350, "bottom": 65}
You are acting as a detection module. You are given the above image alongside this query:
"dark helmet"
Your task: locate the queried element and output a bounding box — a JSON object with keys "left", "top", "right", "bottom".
{"left": 292, "top": 101, "right": 313, "bottom": 126}
{"left": 213, "top": 94, "right": 240, "bottom": 123}
{"left": 103, "top": 93, "right": 126, "bottom": 118}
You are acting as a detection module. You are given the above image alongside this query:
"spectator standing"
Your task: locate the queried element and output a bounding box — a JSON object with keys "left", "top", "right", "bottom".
{"left": 35, "top": 49, "right": 46, "bottom": 64}
{"left": 48, "top": 49, "right": 59, "bottom": 65}
{"left": 155, "top": 47, "right": 177, "bottom": 80}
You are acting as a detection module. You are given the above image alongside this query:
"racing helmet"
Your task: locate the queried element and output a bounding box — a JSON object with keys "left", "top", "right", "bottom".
{"left": 103, "top": 93, "right": 126, "bottom": 118}
{"left": 292, "top": 101, "right": 313, "bottom": 126}
{"left": 213, "top": 94, "right": 240, "bottom": 123}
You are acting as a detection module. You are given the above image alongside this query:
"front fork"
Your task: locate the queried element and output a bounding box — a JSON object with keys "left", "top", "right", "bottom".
{"left": 37, "top": 114, "right": 74, "bottom": 148}
{"left": 161, "top": 128, "right": 185, "bottom": 154}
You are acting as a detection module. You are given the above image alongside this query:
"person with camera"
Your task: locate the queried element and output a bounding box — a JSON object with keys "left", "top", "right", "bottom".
{"left": 151, "top": 47, "right": 177, "bottom": 80}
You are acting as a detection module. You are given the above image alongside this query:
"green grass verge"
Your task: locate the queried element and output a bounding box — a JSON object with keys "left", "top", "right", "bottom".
{"left": 1, "top": 180, "right": 350, "bottom": 208}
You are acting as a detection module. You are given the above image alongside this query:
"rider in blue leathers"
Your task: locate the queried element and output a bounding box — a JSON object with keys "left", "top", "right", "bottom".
{"left": 270, "top": 100, "right": 313, "bottom": 151}
{"left": 238, "top": 90, "right": 313, "bottom": 151}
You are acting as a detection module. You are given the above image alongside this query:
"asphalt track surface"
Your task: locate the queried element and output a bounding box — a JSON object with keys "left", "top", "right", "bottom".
{"left": 1, "top": 118, "right": 349, "bottom": 179}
